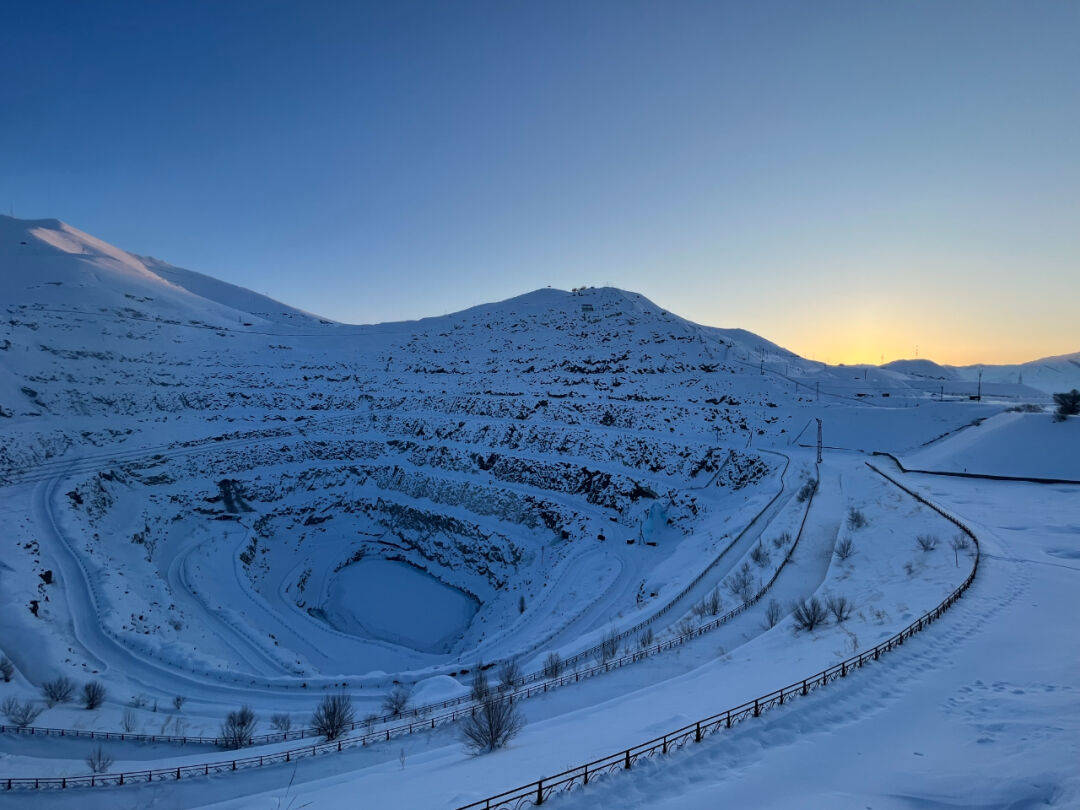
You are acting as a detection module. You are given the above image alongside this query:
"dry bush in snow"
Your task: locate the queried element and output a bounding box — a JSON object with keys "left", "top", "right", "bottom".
{"left": 311, "top": 694, "right": 354, "bottom": 741}
{"left": 916, "top": 534, "right": 939, "bottom": 552}
{"left": 462, "top": 697, "right": 524, "bottom": 754}
{"left": 42, "top": 675, "right": 75, "bottom": 706}
{"left": 826, "top": 594, "right": 852, "bottom": 623}
{"left": 2, "top": 697, "right": 42, "bottom": 728}
{"left": 498, "top": 659, "right": 521, "bottom": 692}
{"left": 82, "top": 680, "right": 106, "bottom": 710}
{"left": 85, "top": 745, "right": 113, "bottom": 774}
{"left": 791, "top": 597, "right": 828, "bottom": 632}
{"left": 847, "top": 507, "right": 867, "bottom": 530}
{"left": 383, "top": 686, "right": 410, "bottom": 718}
{"left": 763, "top": 599, "right": 784, "bottom": 629}
{"left": 834, "top": 537, "right": 855, "bottom": 560}
{"left": 219, "top": 705, "right": 256, "bottom": 749}
{"left": 0, "top": 657, "right": 13, "bottom": 683}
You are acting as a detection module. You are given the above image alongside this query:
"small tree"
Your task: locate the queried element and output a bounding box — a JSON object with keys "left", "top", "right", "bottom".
{"left": 594, "top": 629, "right": 619, "bottom": 665}
{"left": 497, "top": 659, "right": 521, "bottom": 692}
{"left": 270, "top": 712, "right": 292, "bottom": 733}
{"left": 311, "top": 694, "right": 354, "bottom": 741}
{"left": 173, "top": 695, "right": 186, "bottom": 712}
{"left": 518, "top": 595, "right": 526, "bottom": 614}
{"left": 834, "top": 537, "right": 855, "bottom": 560}
{"left": 796, "top": 479, "right": 817, "bottom": 502}
{"left": 219, "top": 705, "right": 256, "bottom": 749}
{"left": 638, "top": 627, "right": 655, "bottom": 650}
{"left": 0, "top": 657, "right": 13, "bottom": 682}
{"left": 82, "top": 680, "right": 106, "bottom": 710}
{"left": 791, "top": 597, "right": 828, "bottom": 632}
{"left": 85, "top": 745, "right": 114, "bottom": 774}
{"left": 772, "top": 532, "right": 791, "bottom": 549}
{"left": 469, "top": 667, "right": 490, "bottom": 703}
{"left": 916, "top": 534, "right": 939, "bottom": 552}
{"left": 42, "top": 675, "right": 75, "bottom": 706}
{"left": 542, "top": 652, "right": 563, "bottom": 679}
{"left": 826, "top": 594, "right": 852, "bottom": 623}
{"left": 382, "top": 685, "right": 410, "bottom": 718}
{"left": 1053, "top": 389, "right": 1080, "bottom": 421}
{"left": 750, "top": 542, "right": 771, "bottom": 568}
{"left": 461, "top": 696, "right": 524, "bottom": 754}
{"left": 2, "top": 697, "right": 42, "bottom": 728}
{"left": 763, "top": 599, "right": 784, "bottom": 629}
{"left": 122, "top": 708, "right": 138, "bottom": 733}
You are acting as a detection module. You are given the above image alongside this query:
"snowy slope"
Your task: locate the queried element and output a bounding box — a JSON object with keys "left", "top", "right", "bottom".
{"left": 1, "top": 216, "right": 1076, "bottom": 810}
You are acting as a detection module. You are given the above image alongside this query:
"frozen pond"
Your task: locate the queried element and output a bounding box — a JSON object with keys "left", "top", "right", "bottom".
{"left": 323, "top": 559, "right": 479, "bottom": 653}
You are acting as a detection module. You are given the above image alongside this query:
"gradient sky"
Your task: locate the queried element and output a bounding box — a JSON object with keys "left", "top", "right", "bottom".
{"left": 2, "top": 1, "right": 1077, "bottom": 365}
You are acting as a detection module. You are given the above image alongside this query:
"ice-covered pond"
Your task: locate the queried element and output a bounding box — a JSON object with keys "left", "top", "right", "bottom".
{"left": 323, "top": 558, "right": 479, "bottom": 653}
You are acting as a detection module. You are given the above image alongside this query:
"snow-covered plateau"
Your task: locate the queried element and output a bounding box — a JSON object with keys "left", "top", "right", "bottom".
{"left": 0, "top": 215, "right": 1076, "bottom": 809}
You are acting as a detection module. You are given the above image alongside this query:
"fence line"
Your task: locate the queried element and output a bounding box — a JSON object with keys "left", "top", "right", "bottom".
{"left": 872, "top": 451, "right": 1080, "bottom": 486}
{"left": 451, "top": 460, "right": 981, "bottom": 809}
{"left": 0, "top": 460, "right": 819, "bottom": 791}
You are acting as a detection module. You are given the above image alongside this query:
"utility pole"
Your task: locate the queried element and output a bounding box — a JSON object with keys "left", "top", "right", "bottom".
{"left": 815, "top": 418, "right": 823, "bottom": 464}
{"left": 815, "top": 381, "right": 820, "bottom": 402}
{"left": 977, "top": 369, "right": 983, "bottom": 402}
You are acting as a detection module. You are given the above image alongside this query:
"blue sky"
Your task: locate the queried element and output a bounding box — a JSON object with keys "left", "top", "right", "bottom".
{"left": 2, "top": 1, "right": 1077, "bottom": 364}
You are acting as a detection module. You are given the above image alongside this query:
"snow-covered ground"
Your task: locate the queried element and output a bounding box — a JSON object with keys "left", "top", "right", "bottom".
{"left": 0, "top": 216, "right": 1076, "bottom": 808}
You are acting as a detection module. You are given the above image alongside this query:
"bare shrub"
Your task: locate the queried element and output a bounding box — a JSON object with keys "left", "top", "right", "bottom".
{"left": 129, "top": 694, "right": 148, "bottom": 709}
{"left": 791, "top": 597, "right": 828, "bottom": 632}
{"left": 847, "top": 507, "right": 867, "bottom": 530}
{"left": 763, "top": 599, "right": 784, "bottom": 629}
{"left": 750, "top": 542, "right": 771, "bottom": 568}
{"left": 772, "top": 532, "right": 791, "bottom": 549}
{"left": 796, "top": 479, "right": 817, "bottom": 502}
{"left": 676, "top": 616, "right": 696, "bottom": 636}
{"left": 42, "top": 675, "right": 75, "bottom": 706}
{"left": 2, "top": 697, "right": 42, "bottom": 728}
{"left": 122, "top": 708, "right": 138, "bottom": 733}
{"left": 638, "top": 627, "right": 654, "bottom": 650}
{"left": 469, "top": 667, "right": 490, "bottom": 703}
{"left": 311, "top": 694, "right": 354, "bottom": 741}
{"left": 462, "top": 697, "right": 524, "bottom": 754}
{"left": 950, "top": 534, "right": 971, "bottom": 566}
{"left": 916, "top": 534, "right": 939, "bottom": 552}
{"left": 703, "top": 588, "right": 723, "bottom": 617}
{"left": 383, "top": 685, "right": 410, "bottom": 718}
{"left": 219, "top": 705, "right": 256, "bottom": 749}
{"left": 270, "top": 712, "right": 292, "bottom": 733}
{"left": 85, "top": 745, "right": 114, "bottom": 774}
{"left": 542, "top": 652, "right": 563, "bottom": 679}
{"left": 834, "top": 537, "right": 855, "bottom": 560}
{"left": 691, "top": 600, "right": 708, "bottom": 619}
{"left": 724, "top": 562, "right": 756, "bottom": 604}
{"left": 826, "top": 594, "right": 852, "bottom": 623}
{"left": 82, "top": 680, "right": 106, "bottom": 710}
{"left": 497, "top": 659, "right": 521, "bottom": 692}
{"left": 594, "top": 629, "right": 619, "bottom": 665}
{"left": 173, "top": 695, "right": 186, "bottom": 712}
{"left": 0, "top": 657, "right": 13, "bottom": 682}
